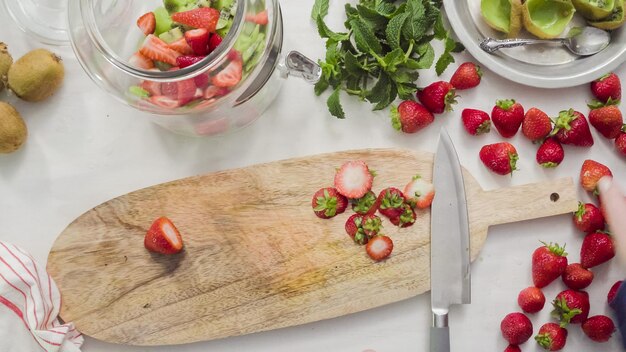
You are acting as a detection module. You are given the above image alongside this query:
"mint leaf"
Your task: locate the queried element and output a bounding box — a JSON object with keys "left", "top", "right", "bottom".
{"left": 316, "top": 16, "right": 350, "bottom": 41}
{"left": 402, "top": 0, "right": 427, "bottom": 42}
{"left": 315, "top": 77, "right": 330, "bottom": 96}
{"left": 367, "top": 72, "right": 391, "bottom": 105}
{"left": 328, "top": 87, "right": 346, "bottom": 119}
{"left": 433, "top": 12, "right": 447, "bottom": 40}
{"left": 350, "top": 18, "right": 382, "bottom": 55}
{"left": 357, "top": 4, "right": 388, "bottom": 31}
{"left": 382, "top": 48, "right": 406, "bottom": 73}
{"left": 396, "top": 81, "right": 418, "bottom": 100}
{"left": 416, "top": 42, "right": 435, "bottom": 69}
{"left": 435, "top": 51, "right": 454, "bottom": 76}
{"left": 386, "top": 12, "right": 409, "bottom": 50}
{"left": 345, "top": 51, "right": 367, "bottom": 76}
{"left": 311, "top": 0, "right": 329, "bottom": 21}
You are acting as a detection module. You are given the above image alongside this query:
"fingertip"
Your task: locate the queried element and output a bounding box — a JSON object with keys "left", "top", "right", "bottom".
{"left": 598, "top": 176, "right": 614, "bottom": 195}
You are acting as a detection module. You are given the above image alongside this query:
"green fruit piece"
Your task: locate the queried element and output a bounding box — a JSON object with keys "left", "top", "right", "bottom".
{"left": 154, "top": 61, "right": 173, "bottom": 71}
{"left": 215, "top": 0, "right": 236, "bottom": 11}
{"left": 523, "top": 0, "right": 576, "bottom": 39}
{"left": 0, "top": 102, "right": 27, "bottom": 154}
{"left": 197, "top": 0, "right": 212, "bottom": 8}
{"left": 572, "top": 0, "right": 615, "bottom": 20}
{"left": 589, "top": 0, "right": 625, "bottom": 29}
{"left": 158, "top": 27, "right": 184, "bottom": 44}
{"left": 163, "top": 0, "right": 196, "bottom": 13}
{"left": 128, "top": 85, "right": 150, "bottom": 98}
{"left": 217, "top": 18, "right": 233, "bottom": 37}
{"left": 0, "top": 42, "right": 13, "bottom": 92}
{"left": 481, "top": 0, "right": 523, "bottom": 37}
{"left": 154, "top": 7, "right": 173, "bottom": 36}
{"left": 8, "top": 49, "right": 64, "bottom": 102}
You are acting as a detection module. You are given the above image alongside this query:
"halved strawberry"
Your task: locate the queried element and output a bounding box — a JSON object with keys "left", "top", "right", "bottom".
{"left": 390, "top": 204, "right": 416, "bottom": 228}
{"left": 245, "top": 10, "right": 269, "bottom": 25}
{"left": 208, "top": 33, "right": 223, "bottom": 53}
{"left": 312, "top": 187, "right": 348, "bottom": 219}
{"left": 212, "top": 59, "right": 243, "bottom": 88}
{"left": 345, "top": 214, "right": 366, "bottom": 244}
{"left": 141, "top": 80, "right": 162, "bottom": 96}
{"left": 377, "top": 187, "right": 406, "bottom": 219}
{"left": 361, "top": 214, "right": 383, "bottom": 237}
{"left": 129, "top": 52, "right": 155, "bottom": 70}
{"left": 150, "top": 95, "right": 179, "bottom": 109}
{"left": 137, "top": 12, "right": 156, "bottom": 35}
{"left": 176, "top": 55, "right": 205, "bottom": 69}
{"left": 140, "top": 35, "right": 181, "bottom": 66}
{"left": 169, "top": 38, "right": 194, "bottom": 55}
{"left": 178, "top": 78, "right": 198, "bottom": 106}
{"left": 184, "top": 28, "right": 210, "bottom": 56}
{"left": 144, "top": 216, "right": 184, "bottom": 254}
{"left": 366, "top": 235, "right": 393, "bottom": 261}
{"left": 172, "top": 7, "right": 220, "bottom": 32}
{"left": 403, "top": 175, "right": 435, "bottom": 209}
{"left": 334, "top": 161, "right": 374, "bottom": 199}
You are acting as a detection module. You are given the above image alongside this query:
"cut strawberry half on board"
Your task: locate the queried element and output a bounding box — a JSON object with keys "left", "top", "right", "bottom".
{"left": 129, "top": 52, "right": 155, "bottom": 70}
{"left": 365, "top": 235, "right": 393, "bottom": 261}
{"left": 168, "top": 37, "right": 194, "bottom": 55}
{"left": 185, "top": 28, "right": 210, "bottom": 56}
{"left": 140, "top": 35, "right": 181, "bottom": 66}
{"left": 212, "top": 59, "right": 243, "bottom": 88}
{"left": 137, "top": 12, "right": 156, "bottom": 35}
{"left": 403, "top": 175, "right": 435, "bottom": 209}
{"left": 334, "top": 161, "right": 374, "bottom": 199}
{"left": 144, "top": 216, "right": 184, "bottom": 254}
{"left": 172, "top": 7, "right": 220, "bottom": 32}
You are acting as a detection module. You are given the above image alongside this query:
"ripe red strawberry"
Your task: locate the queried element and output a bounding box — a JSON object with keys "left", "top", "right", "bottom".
{"left": 140, "top": 35, "right": 181, "bottom": 66}
{"left": 532, "top": 242, "right": 568, "bottom": 288}
{"left": 345, "top": 214, "right": 368, "bottom": 245}
{"left": 351, "top": 191, "right": 379, "bottom": 215}
{"left": 536, "top": 138, "right": 564, "bottom": 168}
{"left": 168, "top": 37, "right": 194, "bottom": 55}
{"left": 129, "top": 52, "right": 155, "bottom": 70}
{"left": 334, "top": 161, "right": 374, "bottom": 199}
{"left": 500, "top": 312, "right": 533, "bottom": 345}
{"left": 582, "top": 315, "right": 615, "bottom": 342}
{"left": 212, "top": 59, "right": 243, "bottom": 88}
{"left": 535, "top": 323, "right": 568, "bottom": 351}
{"left": 562, "top": 263, "right": 594, "bottom": 290}
{"left": 417, "top": 81, "right": 457, "bottom": 114}
{"left": 450, "top": 62, "right": 482, "bottom": 90}
{"left": 608, "top": 281, "right": 623, "bottom": 304}
{"left": 552, "top": 289, "right": 590, "bottom": 325}
{"left": 184, "top": 28, "right": 210, "bottom": 56}
{"left": 551, "top": 109, "right": 594, "bottom": 147}
{"left": 361, "top": 214, "right": 383, "bottom": 237}
{"left": 581, "top": 231, "right": 615, "bottom": 269}
{"left": 522, "top": 107, "right": 552, "bottom": 142}
{"left": 389, "top": 204, "right": 416, "bottom": 228}
{"left": 580, "top": 159, "right": 612, "bottom": 192}
{"left": 365, "top": 235, "right": 393, "bottom": 261}
{"left": 461, "top": 108, "right": 491, "bottom": 135}
{"left": 573, "top": 202, "right": 605, "bottom": 233}
{"left": 137, "top": 12, "right": 156, "bottom": 35}
{"left": 518, "top": 286, "right": 546, "bottom": 314}
{"left": 176, "top": 55, "right": 205, "bottom": 69}
{"left": 391, "top": 101, "right": 434, "bottom": 133}
{"left": 403, "top": 175, "right": 435, "bottom": 209}
{"left": 591, "top": 72, "right": 621, "bottom": 104}
{"left": 244, "top": 10, "right": 269, "bottom": 25}
{"left": 144, "top": 217, "right": 184, "bottom": 254}
{"left": 312, "top": 187, "right": 348, "bottom": 219}
{"left": 208, "top": 33, "right": 223, "bottom": 53}
{"left": 491, "top": 99, "right": 525, "bottom": 138}
{"left": 479, "top": 142, "right": 519, "bottom": 176}
{"left": 616, "top": 128, "right": 626, "bottom": 156}
{"left": 504, "top": 345, "right": 521, "bottom": 352}
{"left": 377, "top": 187, "right": 406, "bottom": 219}
{"left": 171, "top": 7, "right": 220, "bottom": 32}
{"left": 588, "top": 104, "right": 623, "bottom": 139}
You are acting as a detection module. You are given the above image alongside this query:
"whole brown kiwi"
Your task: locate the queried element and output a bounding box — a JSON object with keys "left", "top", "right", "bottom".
{"left": 0, "top": 42, "right": 12, "bottom": 92}
{"left": 8, "top": 49, "right": 64, "bottom": 102}
{"left": 0, "top": 102, "right": 27, "bottom": 153}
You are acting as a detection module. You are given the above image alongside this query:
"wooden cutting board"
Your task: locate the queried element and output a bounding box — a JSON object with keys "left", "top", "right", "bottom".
{"left": 47, "top": 148, "right": 577, "bottom": 346}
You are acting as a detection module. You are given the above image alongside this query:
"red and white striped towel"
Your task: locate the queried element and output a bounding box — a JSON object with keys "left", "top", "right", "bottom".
{"left": 0, "top": 241, "right": 83, "bottom": 352}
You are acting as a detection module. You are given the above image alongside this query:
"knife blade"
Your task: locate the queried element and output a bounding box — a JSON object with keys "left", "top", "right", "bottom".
{"left": 430, "top": 129, "right": 471, "bottom": 352}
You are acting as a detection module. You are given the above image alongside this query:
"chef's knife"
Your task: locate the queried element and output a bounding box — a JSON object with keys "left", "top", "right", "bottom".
{"left": 430, "top": 129, "right": 471, "bottom": 352}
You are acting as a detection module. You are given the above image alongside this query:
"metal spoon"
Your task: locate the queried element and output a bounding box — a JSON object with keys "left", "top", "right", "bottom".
{"left": 480, "top": 27, "right": 611, "bottom": 56}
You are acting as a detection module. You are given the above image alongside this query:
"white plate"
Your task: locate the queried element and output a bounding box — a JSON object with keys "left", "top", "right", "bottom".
{"left": 443, "top": 0, "right": 626, "bottom": 88}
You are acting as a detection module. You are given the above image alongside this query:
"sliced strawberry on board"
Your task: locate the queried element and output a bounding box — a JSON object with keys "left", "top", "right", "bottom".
{"left": 169, "top": 37, "right": 194, "bottom": 55}
{"left": 172, "top": 7, "right": 220, "bottom": 32}
{"left": 140, "top": 35, "right": 181, "bottom": 66}
{"left": 208, "top": 33, "right": 223, "bottom": 53}
{"left": 177, "top": 78, "right": 198, "bottom": 106}
{"left": 361, "top": 214, "right": 383, "bottom": 237}
{"left": 185, "top": 28, "right": 210, "bottom": 56}
{"left": 212, "top": 59, "right": 243, "bottom": 88}
{"left": 365, "top": 235, "right": 393, "bottom": 261}
{"left": 129, "top": 52, "right": 155, "bottom": 70}
{"left": 141, "top": 80, "right": 162, "bottom": 96}
{"left": 144, "top": 216, "right": 184, "bottom": 254}
{"left": 150, "top": 95, "right": 179, "bottom": 109}
{"left": 245, "top": 10, "right": 269, "bottom": 25}
{"left": 345, "top": 214, "right": 364, "bottom": 241}
{"left": 333, "top": 161, "right": 374, "bottom": 199}
{"left": 137, "top": 12, "right": 156, "bottom": 35}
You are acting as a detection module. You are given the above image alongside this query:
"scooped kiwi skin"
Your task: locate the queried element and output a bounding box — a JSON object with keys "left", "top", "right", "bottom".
{"left": 0, "top": 102, "right": 27, "bottom": 154}
{"left": 0, "top": 42, "right": 12, "bottom": 92}
{"left": 8, "top": 49, "right": 65, "bottom": 102}
{"left": 589, "top": 0, "right": 625, "bottom": 29}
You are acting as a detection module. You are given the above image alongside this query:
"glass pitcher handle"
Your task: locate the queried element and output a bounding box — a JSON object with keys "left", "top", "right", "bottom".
{"left": 279, "top": 51, "right": 322, "bottom": 84}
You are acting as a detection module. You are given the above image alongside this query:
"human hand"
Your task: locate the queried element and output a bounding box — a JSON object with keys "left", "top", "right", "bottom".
{"left": 598, "top": 176, "right": 626, "bottom": 262}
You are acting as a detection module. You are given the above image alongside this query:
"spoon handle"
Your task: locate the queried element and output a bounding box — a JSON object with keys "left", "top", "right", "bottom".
{"left": 480, "top": 37, "right": 565, "bottom": 53}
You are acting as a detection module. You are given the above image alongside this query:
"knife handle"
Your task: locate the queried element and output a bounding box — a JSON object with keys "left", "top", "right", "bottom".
{"left": 430, "top": 313, "right": 450, "bottom": 352}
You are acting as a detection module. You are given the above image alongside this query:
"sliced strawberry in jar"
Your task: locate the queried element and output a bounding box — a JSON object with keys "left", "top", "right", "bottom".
{"left": 129, "top": 52, "right": 155, "bottom": 70}
{"left": 169, "top": 38, "right": 194, "bottom": 55}
{"left": 177, "top": 79, "right": 198, "bottom": 106}
{"left": 176, "top": 55, "right": 205, "bottom": 69}
{"left": 137, "top": 12, "right": 156, "bottom": 35}
{"left": 161, "top": 82, "right": 178, "bottom": 99}
{"left": 204, "top": 86, "right": 229, "bottom": 99}
{"left": 194, "top": 74, "right": 210, "bottom": 89}
{"left": 208, "top": 33, "right": 223, "bottom": 53}
{"left": 141, "top": 80, "right": 162, "bottom": 96}
{"left": 184, "top": 28, "right": 210, "bottom": 56}
{"left": 212, "top": 59, "right": 243, "bottom": 88}
{"left": 140, "top": 35, "right": 181, "bottom": 66}
{"left": 245, "top": 10, "right": 269, "bottom": 25}
{"left": 150, "top": 96, "right": 179, "bottom": 109}
{"left": 172, "top": 7, "right": 220, "bottom": 32}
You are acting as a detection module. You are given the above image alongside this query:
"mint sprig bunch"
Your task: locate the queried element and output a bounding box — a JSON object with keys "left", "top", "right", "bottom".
{"left": 312, "top": 0, "right": 463, "bottom": 119}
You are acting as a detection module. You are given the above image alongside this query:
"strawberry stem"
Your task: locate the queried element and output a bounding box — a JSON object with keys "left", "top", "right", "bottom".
{"left": 550, "top": 109, "right": 575, "bottom": 136}
{"left": 390, "top": 105, "right": 402, "bottom": 131}
{"left": 540, "top": 241, "right": 567, "bottom": 257}
{"left": 444, "top": 90, "right": 458, "bottom": 112}
{"left": 496, "top": 99, "right": 515, "bottom": 110}
{"left": 551, "top": 296, "right": 582, "bottom": 327}
{"left": 535, "top": 333, "right": 553, "bottom": 349}
{"left": 575, "top": 202, "right": 585, "bottom": 222}
{"left": 509, "top": 152, "right": 519, "bottom": 175}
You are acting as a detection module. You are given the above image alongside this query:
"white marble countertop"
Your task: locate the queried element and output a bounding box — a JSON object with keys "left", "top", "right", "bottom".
{"left": 1, "top": 1, "right": 625, "bottom": 351}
